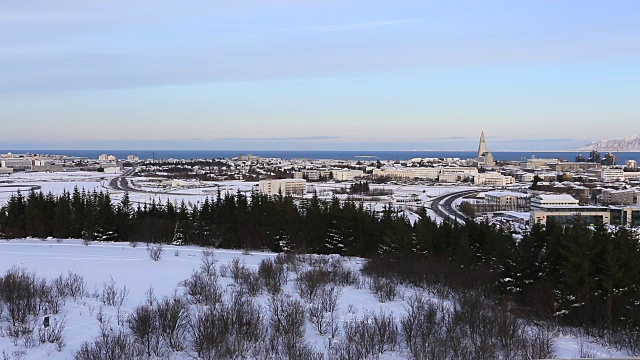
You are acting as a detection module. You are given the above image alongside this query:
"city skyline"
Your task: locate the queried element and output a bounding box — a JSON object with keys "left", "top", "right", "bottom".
{"left": 1, "top": 0, "right": 639, "bottom": 150}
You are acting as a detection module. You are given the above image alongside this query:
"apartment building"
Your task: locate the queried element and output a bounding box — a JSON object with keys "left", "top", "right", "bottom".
{"left": 258, "top": 179, "right": 307, "bottom": 196}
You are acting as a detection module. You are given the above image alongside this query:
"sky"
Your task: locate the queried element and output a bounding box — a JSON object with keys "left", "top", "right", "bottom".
{"left": 1, "top": 0, "right": 639, "bottom": 151}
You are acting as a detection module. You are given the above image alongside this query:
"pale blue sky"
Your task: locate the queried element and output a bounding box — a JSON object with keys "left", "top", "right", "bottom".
{"left": 1, "top": 0, "right": 639, "bottom": 150}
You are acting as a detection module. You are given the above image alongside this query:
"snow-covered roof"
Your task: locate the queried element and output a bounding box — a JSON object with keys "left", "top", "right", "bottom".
{"left": 485, "top": 191, "right": 530, "bottom": 198}
{"left": 536, "top": 194, "right": 577, "bottom": 201}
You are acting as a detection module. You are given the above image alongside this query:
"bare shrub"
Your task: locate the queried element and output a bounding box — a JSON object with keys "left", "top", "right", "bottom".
{"left": 401, "top": 294, "right": 449, "bottom": 359}
{"left": 372, "top": 309, "right": 399, "bottom": 353}
{"left": 295, "top": 268, "right": 330, "bottom": 302}
{"left": 342, "top": 315, "right": 378, "bottom": 359}
{"left": 6, "top": 320, "right": 37, "bottom": 347}
{"left": 370, "top": 276, "right": 398, "bottom": 302}
{"left": 127, "top": 303, "right": 163, "bottom": 358}
{"left": 191, "top": 292, "right": 267, "bottom": 359}
{"left": 274, "top": 252, "right": 300, "bottom": 274}
{"left": 268, "top": 295, "right": 306, "bottom": 350}
{"left": 0, "top": 267, "right": 39, "bottom": 326}
{"left": 146, "top": 243, "right": 164, "bottom": 261}
{"left": 65, "top": 272, "right": 86, "bottom": 299}
{"left": 229, "top": 258, "right": 245, "bottom": 283}
{"left": 38, "top": 315, "right": 66, "bottom": 346}
{"left": 101, "top": 277, "right": 128, "bottom": 307}
{"left": 237, "top": 269, "right": 262, "bottom": 297}
{"left": 156, "top": 293, "right": 189, "bottom": 352}
{"left": 258, "top": 258, "right": 287, "bottom": 295}
{"left": 308, "top": 284, "right": 342, "bottom": 335}
{"left": 75, "top": 323, "right": 142, "bottom": 360}
{"left": 328, "top": 257, "right": 360, "bottom": 287}
{"left": 181, "top": 271, "right": 223, "bottom": 306}
{"left": 523, "top": 323, "right": 556, "bottom": 360}
{"left": 200, "top": 249, "right": 216, "bottom": 276}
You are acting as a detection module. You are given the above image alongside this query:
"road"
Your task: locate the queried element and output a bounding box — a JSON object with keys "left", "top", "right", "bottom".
{"left": 108, "top": 168, "right": 136, "bottom": 192}
{"left": 430, "top": 189, "right": 484, "bottom": 224}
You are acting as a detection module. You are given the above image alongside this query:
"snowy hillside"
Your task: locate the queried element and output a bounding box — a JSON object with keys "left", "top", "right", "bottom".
{"left": 0, "top": 239, "right": 632, "bottom": 359}
{"left": 579, "top": 135, "right": 640, "bottom": 151}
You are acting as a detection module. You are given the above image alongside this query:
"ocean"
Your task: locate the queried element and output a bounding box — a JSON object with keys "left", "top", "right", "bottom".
{"left": 2, "top": 150, "right": 640, "bottom": 163}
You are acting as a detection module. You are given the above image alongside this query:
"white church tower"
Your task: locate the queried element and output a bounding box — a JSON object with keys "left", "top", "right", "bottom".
{"left": 476, "top": 131, "right": 495, "bottom": 167}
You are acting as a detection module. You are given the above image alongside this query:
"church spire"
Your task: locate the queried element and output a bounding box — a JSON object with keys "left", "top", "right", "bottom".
{"left": 478, "top": 131, "right": 487, "bottom": 158}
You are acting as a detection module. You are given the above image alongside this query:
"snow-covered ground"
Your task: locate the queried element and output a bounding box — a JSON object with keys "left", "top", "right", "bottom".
{"left": 0, "top": 239, "right": 632, "bottom": 359}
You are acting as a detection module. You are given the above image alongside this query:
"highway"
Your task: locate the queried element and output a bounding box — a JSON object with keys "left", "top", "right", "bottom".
{"left": 108, "top": 168, "right": 136, "bottom": 192}
{"left": 430, "top": 189, "right": 484, "bottom": 224}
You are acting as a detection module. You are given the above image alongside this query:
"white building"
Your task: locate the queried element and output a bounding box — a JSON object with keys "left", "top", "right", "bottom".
{"left": 98, "top": 154, "right": 109, "bottom": 161}
{"left": 127, "top": 155, "right": 140, "bottom": 162}
{"left": 484, "top": 191, "right": 530, "bottom": 211}
{"left": 596, "top": 168, "right": 625, "bottom": 182}
{"left": 301, "top": 170, "right": 332, "bottom": 181}
{"left": 372, "top": 168, "right": 414, "bottom": 180}
{"left": 411, "top": 167, "right": 441, "bottom": 180}
{"left": 473, "top": 172, "right": 515, "bottom": 186}
{"left": 258, "top": 179, "right": 307, "bottom": 196}
{"left": 531, "top": 194, "right": 579, "bottom": 210}
{"left": 1, "top": 158, "right": 33, "bottom": 170}
{"left": 107, "top": 155, "right": 117, "bottom": 161}
{"left": 333, "top": 170, "right": 364, "bottom": 181}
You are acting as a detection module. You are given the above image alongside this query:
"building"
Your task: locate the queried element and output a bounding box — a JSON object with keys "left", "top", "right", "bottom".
{"left": 476, "top": 131, "right": 495, "bottom": 167}
{"left": 549, "top": 162, "right": 601, "bottom": 172}
{"left": 98, "top": 154, "right": 109, "bottom": 161}
{"left": 626, "top": 160, "right": 637, "bottom": 169}
{"left": 1, "top": 158, "right": 33, "bottom": 170}
{"left": 531, "top": 206, "right": 611, "bottom": 226}
{"left": 523, "top": 157, "right": 558, "bottom": 169}
{"left": 411, "top": 167, "right": 441, "bottom": 180}
{"left": 301, "top": 170, "right": 332, "bottom": 181}
{"left": 610, "top": 206, "right": 640, "bottom": 227}
{"left": 595, "top": 167, "right": 625, "bottom": 182}
{"left": 601, "top": 188, "right": 636, "bottom": 205}
{"left": 473, "top": 172, "right": 515, "bottom": 186}
{"left": 333, "top": 170, "right": 364, "bottom": 181}
{"left": 127, "top": 155, "right": 140, "bottom": 162}
{"left": 484, "top": 191, "right": 530, "bottom": 211}
{"left": 372, "top": 168, "right": 414, "bottom": 180}
{"left": 531, "top": 194, "right": 579, "bottom": 210}
{"left": 258, "top": 179, "right": 307, "bottom": 196}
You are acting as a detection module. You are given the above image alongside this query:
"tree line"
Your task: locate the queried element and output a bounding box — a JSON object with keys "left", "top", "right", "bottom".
{"left": 0, "top": 188, "right": 639, "bottom": 338}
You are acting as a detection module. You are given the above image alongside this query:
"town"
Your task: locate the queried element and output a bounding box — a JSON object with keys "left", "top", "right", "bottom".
{"left": 2, "top": 132, "right": 639, "bottom": 232}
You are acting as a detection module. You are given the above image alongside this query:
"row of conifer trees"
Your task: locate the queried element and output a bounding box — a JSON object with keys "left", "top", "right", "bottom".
{"left": 1, "top": 188, "right": 639, "bottom": 334}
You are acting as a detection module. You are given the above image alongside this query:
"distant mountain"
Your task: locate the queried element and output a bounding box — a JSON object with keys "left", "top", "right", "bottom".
{"left": 579, "top": 135, "right": 640, "bottom": 151}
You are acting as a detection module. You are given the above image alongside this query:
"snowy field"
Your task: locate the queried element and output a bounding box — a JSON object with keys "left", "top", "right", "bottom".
{"left": 0, "top": 239, "right": 632, "bottom": 359}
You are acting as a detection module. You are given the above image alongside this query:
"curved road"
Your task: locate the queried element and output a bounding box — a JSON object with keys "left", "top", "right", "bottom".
{"left": 430, "top": 189, "right": 484, "bottom": 224}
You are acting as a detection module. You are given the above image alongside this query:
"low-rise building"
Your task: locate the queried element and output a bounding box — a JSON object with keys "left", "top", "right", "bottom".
{"left": 531, "top": 194, "right": 579, "bottom": 210}
{"left": 301, "top": 170, "right": 332, "bottom": 181}
{"left": 258, "top": 179, "right": 307, "bottom": 196}
{"left": 473, "top": 172, "right": 515, "bottom": 186}
{"left": 601, "top": 188, "right": 636, "bottom": 205}
{"left": 333, "top": 170, "right": 364, "bottom": 181}
{"left": 1, "top": 158, "right": 33, "bottom": 170}
{"left": 127, "top": 155, "right": 140, "bottom": 162}
{"left": 531, "top": 206, "right": 611, "bottom": 226}
{"left": 484, "top": 191, "right": 530, "bottom": 211}
{"left": 595, "top": 167, "right": 625, "bottom": 182}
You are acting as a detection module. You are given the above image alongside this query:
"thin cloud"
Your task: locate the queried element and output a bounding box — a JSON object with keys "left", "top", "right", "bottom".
{"left": 217, "top": 136, "right": 339, "bottom": 142}
{"left": 275, "top": 19, "right": 415, "bottom": 33}
{"left": 0, "top": 13, "right": 98, "bottom": 22}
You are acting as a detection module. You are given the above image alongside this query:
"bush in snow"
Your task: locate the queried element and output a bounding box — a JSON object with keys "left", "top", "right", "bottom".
{"left": 75, "top": 323, "right": 142, "bottom": 360}
{"left": 100, "top": 277, "right": 128, "bottom": 307}
{"left": 146, "top": 243, "right": 163, "bottom": 261}
{"left": 258, "top": 258, "right": 287, "bottom": 295}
